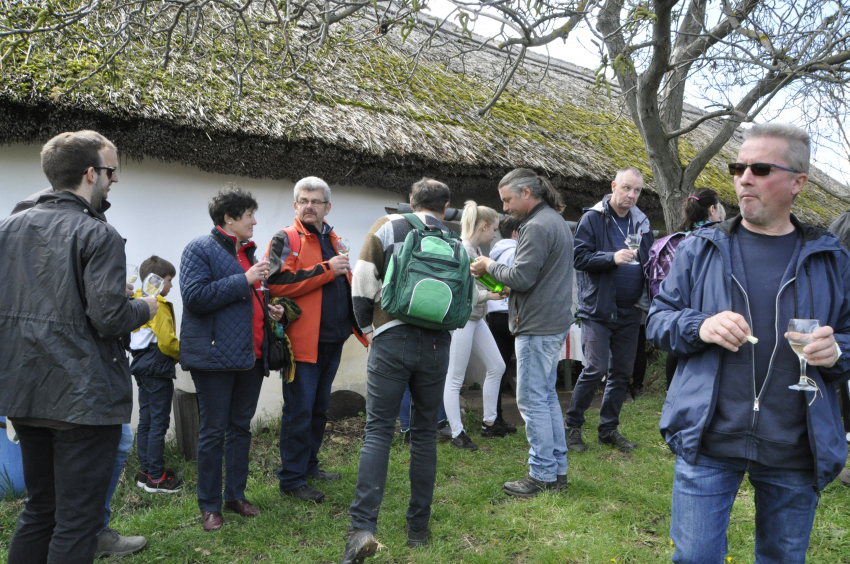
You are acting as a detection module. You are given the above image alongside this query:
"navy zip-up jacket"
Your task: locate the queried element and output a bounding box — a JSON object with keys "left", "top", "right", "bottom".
{"left": 574, "top": 194, "right": 654, "bottom": 322}
{"left": 179, "top": 227, "right": 269, "bottom": 375}
{"left": 647, "top": 215, "right": 850, "bottom": 490}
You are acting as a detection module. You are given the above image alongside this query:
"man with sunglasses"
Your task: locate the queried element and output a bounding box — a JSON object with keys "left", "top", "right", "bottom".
{"left": 0, "top": 131, "right": 157, "bottom": 564}
{"left": 647, "top": 123, "right": 850, "bottom": 564}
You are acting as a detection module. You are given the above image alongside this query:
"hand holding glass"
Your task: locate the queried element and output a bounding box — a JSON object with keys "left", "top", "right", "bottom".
{"left": 626, "top": 234, "right": 641, "bottom": 265}
{"left": 335, "top": 238, "right": 350, "bottom": 257}
{"left": 787, "top": 319, "right": 820, "bottom": 392}
{"left": 142, "top": 273, "right": 165, "bottom": 297}
{"left": 260, "top": 253, "right": 269, "bottom": 291}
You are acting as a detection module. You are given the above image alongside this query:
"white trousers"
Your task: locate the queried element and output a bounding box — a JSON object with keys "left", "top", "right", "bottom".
{"left": 443, "top": 317, "right": 506, "bottom": 438}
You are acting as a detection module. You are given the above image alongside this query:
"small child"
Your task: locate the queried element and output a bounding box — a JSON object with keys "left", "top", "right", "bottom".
{"left": 130, "top": 256, "right": 182, "bottom": 494}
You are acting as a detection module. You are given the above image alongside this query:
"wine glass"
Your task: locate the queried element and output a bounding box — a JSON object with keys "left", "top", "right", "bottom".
{"left": 787, "top": 319, "right": 820, "bottom": 392}
{"left": 126, "top": 264, "right": 139, "bottom": 285}
{"left": 142, "top": 273, "right": 165, "bottom": 297}
{"left": 260, "top": 253, "right": 269, "bottom": 292}
{"left": 626, "top": 233, "right": 641, "bottom": 265}
{"left": 335, "top": 238, "right": 350, "bottom": 257}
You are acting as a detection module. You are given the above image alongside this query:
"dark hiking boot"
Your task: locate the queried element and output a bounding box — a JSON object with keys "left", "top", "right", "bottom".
{"left": 598, "top": 429, "right": 637, "bottom": 453}
{"left": 556, "top": 474, "right": 568, "bottom": 490}
{"left": 566, "top": 426, "right": 587, "bottom": 453}
{"left": 407, "top": 525, "right": 429, "bottom": 548}
{"left": 281, "top": 484, "right": 325, "bottom": 503}
{"left": 451, "top": 430, "right": 478, "bottom": 451}
{"left": 339, "top": 527, "right": 378, "bottom": 564}
{"left": 503, "top": 472, "right": 559, "bottom": 498}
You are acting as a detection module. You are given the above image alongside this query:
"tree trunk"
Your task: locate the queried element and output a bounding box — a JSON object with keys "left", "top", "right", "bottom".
{"left": 648, "top": 159, "right": 689, "bottom": 233}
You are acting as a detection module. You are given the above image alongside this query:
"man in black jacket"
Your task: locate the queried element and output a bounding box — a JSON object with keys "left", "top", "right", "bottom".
{"left": 0, "top": 131, "right": 157, "bottom": 564}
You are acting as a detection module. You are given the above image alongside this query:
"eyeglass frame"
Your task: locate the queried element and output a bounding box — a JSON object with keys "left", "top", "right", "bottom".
{"left": 296, "top": 198, "right": 329, "bottom": 207}
{"left": 727, "top": 162, "right": 800, "bottom": 177}
{"left": 84, "top": 166, "right": 116, "bottom": 180}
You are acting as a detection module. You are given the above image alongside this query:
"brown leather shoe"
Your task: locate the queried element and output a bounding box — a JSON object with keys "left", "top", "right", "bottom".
{"left": 223, "top": 499, "right": 260, "bottom": 517}
{"left": 201, "top": 511, "right": 223, "bottom": 532}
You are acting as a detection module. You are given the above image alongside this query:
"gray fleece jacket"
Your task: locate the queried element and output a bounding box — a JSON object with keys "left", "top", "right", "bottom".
{"left": 487, "top": 203, "right": 574, "bottom": 335}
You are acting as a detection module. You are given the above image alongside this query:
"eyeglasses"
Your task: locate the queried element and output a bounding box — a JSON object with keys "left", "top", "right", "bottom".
{"left": 727, "top": 162, "right": 800, "bottom": 177}
{"left": 85, "top": 166, "right": 116, "bottom": 180}
{"left": 296, "top": 199, "right": 328, "bottom": 207}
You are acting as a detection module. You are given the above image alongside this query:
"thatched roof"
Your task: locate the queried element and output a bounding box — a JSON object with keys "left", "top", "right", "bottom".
{"left": 0, "top": 14, "right": 846, "bottom": 225}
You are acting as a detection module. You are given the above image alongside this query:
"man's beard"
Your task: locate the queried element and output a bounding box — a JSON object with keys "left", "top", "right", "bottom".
{"left": 90, "top": 176, "right": 108, "bottom": 211}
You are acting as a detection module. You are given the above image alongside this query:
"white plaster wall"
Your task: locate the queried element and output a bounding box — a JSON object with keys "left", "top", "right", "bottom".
{"left": 0, "top": 142, "right": 402, "bottom": 430}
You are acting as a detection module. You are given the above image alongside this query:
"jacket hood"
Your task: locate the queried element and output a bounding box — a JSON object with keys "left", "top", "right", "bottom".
{"left": 583, "top": 194, "right": 649, "bottom": 228}
{"left": 490, "top": 239, "right": 517, "bottom": 262}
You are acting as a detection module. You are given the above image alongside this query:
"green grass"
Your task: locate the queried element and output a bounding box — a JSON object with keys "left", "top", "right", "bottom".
{"left": 2, "top": 358, "right": 849, "bottom": 563}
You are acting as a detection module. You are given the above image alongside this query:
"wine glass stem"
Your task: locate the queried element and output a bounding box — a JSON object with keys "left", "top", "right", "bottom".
{"left": 799, "top": 357, "right": 808, "bottom": 385}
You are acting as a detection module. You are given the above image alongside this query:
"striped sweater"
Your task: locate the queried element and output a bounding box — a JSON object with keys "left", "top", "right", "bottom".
{"left": 351, "top": 211, "right": 450, "bottom": 335}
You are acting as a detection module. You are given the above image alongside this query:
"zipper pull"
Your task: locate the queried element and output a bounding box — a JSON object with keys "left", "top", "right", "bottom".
{"left": 753, "top": 398, "right": 760, "bottom": 412}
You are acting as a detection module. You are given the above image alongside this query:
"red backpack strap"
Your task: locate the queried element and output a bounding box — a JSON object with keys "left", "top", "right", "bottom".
{"left": 284, "top": 226, "right": 301, "bottom": 256}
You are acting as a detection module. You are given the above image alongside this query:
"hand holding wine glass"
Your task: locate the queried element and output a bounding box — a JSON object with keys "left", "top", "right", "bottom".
{"left": 626, "top": 234, "right": 641, "bottom": 265}
{"left": 335, "top": 238, "right": 350, "bottom": 257}
{"left": 786, "top": 319, "right": 820, "bottom": 391}
{"left": 260, "top": 253, "right": 270, "bottom": 291}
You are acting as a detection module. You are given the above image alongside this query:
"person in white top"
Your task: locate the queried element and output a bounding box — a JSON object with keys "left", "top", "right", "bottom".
{"left": 444, "top": 201, "right": 506, "bottom": 451}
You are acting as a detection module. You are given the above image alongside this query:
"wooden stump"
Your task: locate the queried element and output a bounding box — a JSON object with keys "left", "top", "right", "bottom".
{"left": 173, "top": 389, "right": 200, "bottom": 461}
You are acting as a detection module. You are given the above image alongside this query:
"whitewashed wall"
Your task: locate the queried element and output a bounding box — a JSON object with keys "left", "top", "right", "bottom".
{"left": 0, "top": 142, "right": 404, "bottom": 430}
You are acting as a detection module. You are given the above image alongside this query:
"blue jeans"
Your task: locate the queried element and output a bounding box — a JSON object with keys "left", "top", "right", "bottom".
{"left": 514, "top": 331, "right": 569, "bottom": 482}
{"left": 399, "top": 388, "right": 447, "bottom": 432}
{"left": 349, "top": 324, "right": 451, "bottom": 533}
{"left": 136, "top": 376, "right": 174, "bottom": 479}
{"left": 671, "top": 455, "right": 818, "bottom": 564}
{"left": 566, "top": 307, "right": 641, "bottom": 434}
{"left": 101, "top": 424, "right": 133, "bottom": 532}
{"left": 191, "top": 362, "right": 265, "bottom": 512}
{"left": 278, "top": 341, "right": 345, "bottom": 491}
{"left": 8, "top": 422, "right": 121, "bottom": 564}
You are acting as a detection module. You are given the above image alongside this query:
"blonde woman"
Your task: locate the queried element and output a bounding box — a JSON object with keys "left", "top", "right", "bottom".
{"left": 444, "top": 201, "right": 507, "bottom": 450}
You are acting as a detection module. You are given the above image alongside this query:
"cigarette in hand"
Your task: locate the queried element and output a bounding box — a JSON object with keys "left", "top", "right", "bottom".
{"left": 746, "top": 335, "right": 758, "bottom": 344}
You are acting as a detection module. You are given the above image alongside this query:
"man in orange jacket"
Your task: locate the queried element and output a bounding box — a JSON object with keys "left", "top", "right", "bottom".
{"left": 267, "top": 176, "right": 368, "bottom": 503}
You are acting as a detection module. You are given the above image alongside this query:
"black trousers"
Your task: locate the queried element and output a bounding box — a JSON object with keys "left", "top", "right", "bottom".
{"left": 631, "top": 324, "right": 647, "bottom": 390}
{"left": 8, "top": 422, "right": 121, "bottom": 564}
{"left": 487, "top": 312, "right": 516, "bottom": 421}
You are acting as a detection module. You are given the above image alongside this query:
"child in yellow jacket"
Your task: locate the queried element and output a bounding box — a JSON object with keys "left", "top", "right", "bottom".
{"left": 130, "top": 256, "right": 182, "bottom": 494}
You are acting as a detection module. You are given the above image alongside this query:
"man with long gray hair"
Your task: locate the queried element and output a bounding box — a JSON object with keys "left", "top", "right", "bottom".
{"left": 648, "top": 123, "right": 850, "bottom": 562}
{"left": 471, "top": 168, "right": 573, "bottom": 498}
{"left": 566, "top": 165, "right": 654, "bottom": 454}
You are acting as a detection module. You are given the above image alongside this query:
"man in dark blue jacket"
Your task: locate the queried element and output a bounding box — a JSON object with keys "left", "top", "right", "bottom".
{"left": 566, "top": 166, "right": 654, "bottom": 453}
{"left": 647, "top": 123, "right": 850, "bottom": 564}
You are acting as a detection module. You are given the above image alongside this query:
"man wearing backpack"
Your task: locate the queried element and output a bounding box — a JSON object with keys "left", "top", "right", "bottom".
{"left": 266, "top": 176, "right": 367, "bottom": 504}
{"left": 471, "top": 168, "right": 574, "bottom": 498}
{"left": 342, "top": 178, "right": 457, "bottom": 563}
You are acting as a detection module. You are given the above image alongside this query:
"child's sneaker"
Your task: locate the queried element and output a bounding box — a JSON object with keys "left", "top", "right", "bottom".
{"left": 144, "top": 470, "right": 183, "bottom": 494}
{"left": 135, "top": 471, "right": 150, "bottom": 489}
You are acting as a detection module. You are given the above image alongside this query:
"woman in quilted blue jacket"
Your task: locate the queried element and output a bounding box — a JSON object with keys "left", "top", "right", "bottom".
{"left": 179, "top": 185, "right": 284, "bottom": 532}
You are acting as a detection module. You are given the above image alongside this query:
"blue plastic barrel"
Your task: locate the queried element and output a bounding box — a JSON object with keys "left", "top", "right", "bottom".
{"left": 0, "top": 416, "right": 26, "bottom": 498}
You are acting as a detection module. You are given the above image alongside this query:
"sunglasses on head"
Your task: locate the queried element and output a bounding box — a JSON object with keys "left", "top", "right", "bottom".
{"left": 727, "top": 162, "right": 799, "bottom": 177}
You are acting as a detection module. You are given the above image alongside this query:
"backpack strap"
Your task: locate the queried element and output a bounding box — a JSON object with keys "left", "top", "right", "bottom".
{"left": 402, "top": 213, "right": 426, "bottom": 231}
{"left": 283, "top": 226, "right": 301, "bottom": 256}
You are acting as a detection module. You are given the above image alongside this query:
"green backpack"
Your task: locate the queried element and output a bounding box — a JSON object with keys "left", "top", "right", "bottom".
{"left": 381, "top": 214, "right": 475, "bottom": 330}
